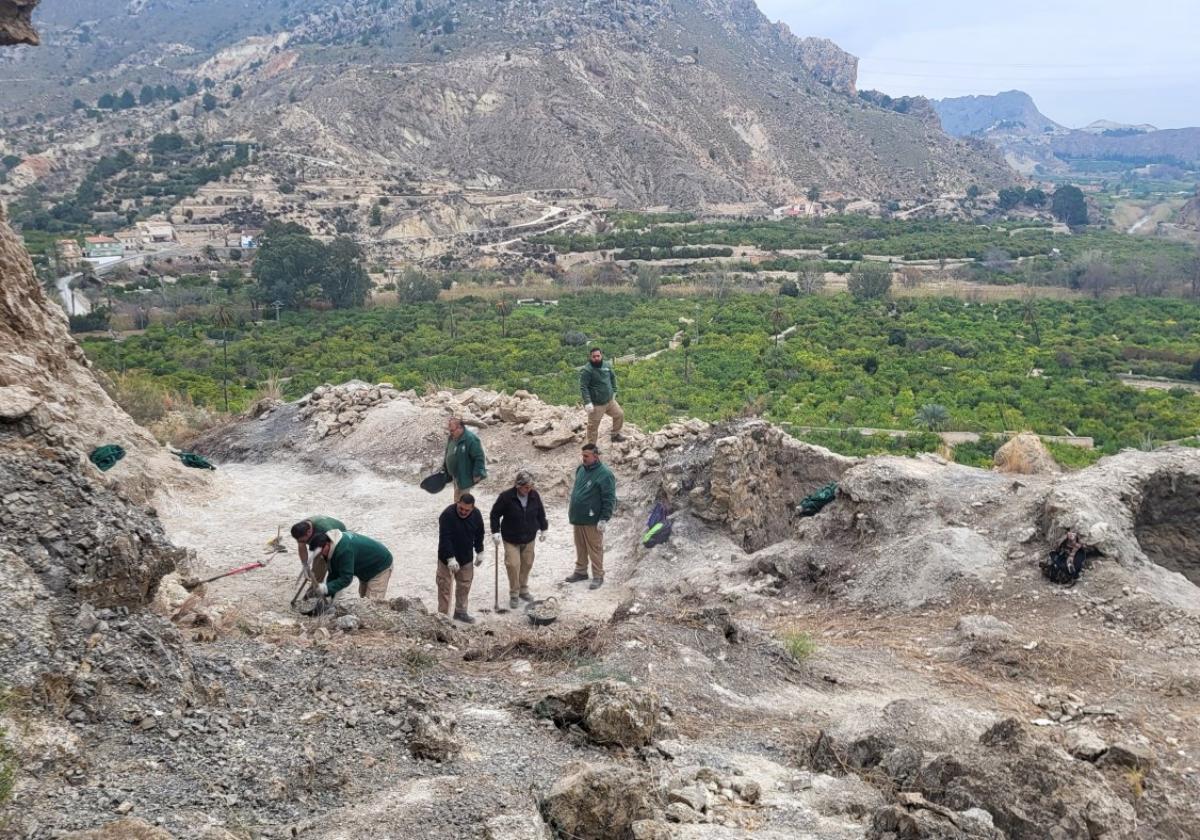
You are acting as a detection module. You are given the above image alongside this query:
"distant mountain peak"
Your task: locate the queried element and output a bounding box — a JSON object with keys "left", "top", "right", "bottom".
{"left": 932, "top": 89, "right": 1065, "bottom": 138}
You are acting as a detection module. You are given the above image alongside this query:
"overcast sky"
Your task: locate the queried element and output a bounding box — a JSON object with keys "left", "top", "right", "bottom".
{"left": 755, "top": 1, "right": 1200, "bottom": 129}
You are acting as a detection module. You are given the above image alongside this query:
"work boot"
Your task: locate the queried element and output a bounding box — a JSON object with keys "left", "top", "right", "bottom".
{"left": 610, "top": 433, "right": 626, "bottom": 443}
{"left": 453, "top": 611, "right": 476, "bottom": 624}
{"left": 519, "top": 590, "right": 535, "bottom": 603}
{"left": 589, "top": 577, "right": 605, "bottom": 590}
{"left": 509, "top": 595, "right": 520, "bottom": 610}
{"left": 564, "top": 571, "right": 589, "bottom": 583}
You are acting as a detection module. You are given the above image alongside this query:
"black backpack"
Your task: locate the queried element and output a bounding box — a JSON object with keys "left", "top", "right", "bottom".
{"left": 1041, "top": 546, "right": 1087, "bottom": 585}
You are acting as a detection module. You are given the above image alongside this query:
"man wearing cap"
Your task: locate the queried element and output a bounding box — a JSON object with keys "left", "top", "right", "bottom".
{"left": 489, "top": 470, "right": 549, "bottom": 610}
{"left": 290, "top": 515, "right": 346, "bottom": 588}
{"left": 437, "top": 492, "right": 486, "bottom": 623}
{"left": 444, "top": 416, "right": 487, "bottom": 502}
{"left": 565, "top": 443, "right": 617, "bottom": 590}
{"left": 305, "top": 528, "right": 393, "bottom": 601}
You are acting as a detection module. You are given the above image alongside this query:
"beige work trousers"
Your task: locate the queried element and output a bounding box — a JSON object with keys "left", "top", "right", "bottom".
{"left": 359, "top": 566, "right": 392, "bottom": 601}
{"left": 503, "top": 541, "right": 536, "bottom": 595}
{"left": 586, "top": 399, "right": 625, "bottom": 444}
{"left": 572, "top": 525, "right": 605, "bottom": 579}
{"left": 436, "top": 561, "right": 474, "bottom": 614}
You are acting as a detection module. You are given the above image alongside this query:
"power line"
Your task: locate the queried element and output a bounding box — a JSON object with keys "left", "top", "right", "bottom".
{"left": 863, "top": 70, "right": 1185, "bottom": 82}
{"left": 864, "top": 56, "right": 1198, "bottom": 70}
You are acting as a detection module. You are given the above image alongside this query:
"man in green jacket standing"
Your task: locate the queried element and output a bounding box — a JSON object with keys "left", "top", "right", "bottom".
{"left": 580, "top": 347, "right": 625, "bottom": 445}
{"left": 305, "top": 529, "right": 394, "bottom": 601}
{"left": 565, "top": 443, "right": 617, "bottom": 590}
{"left": 444, "top": 416, "right": 487, "bottom": 502}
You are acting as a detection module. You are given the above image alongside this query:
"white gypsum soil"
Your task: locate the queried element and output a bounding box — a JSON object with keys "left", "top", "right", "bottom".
{"left": 156, "top": 462, "right": 622, "bottom": 621}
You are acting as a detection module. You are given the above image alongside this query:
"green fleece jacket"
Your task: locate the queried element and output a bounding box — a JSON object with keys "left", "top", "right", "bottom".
{"left": 579, "top": 362, "right": 617, "bottom": 406}
{"left": 324, "top": 530, "right": 393, "bottom": 596}
{"left": 309, "top": 515, "right": 346, "bottom": 534}
{"left": 444, "top": 429, "right": 487, "bottom": 491}
{"left": 568, "top": 462, "right": 617, "bottom": 526}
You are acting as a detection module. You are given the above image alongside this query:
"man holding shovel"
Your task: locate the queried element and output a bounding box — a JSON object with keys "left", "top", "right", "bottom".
{"left": 290, "top": 516, "right": 346, "bottom": 592}
{"left": 489, "top": 469, "right": 548, "bottom": 610}
{"left": 444, "top": 417, "right": 487, "bottom": 503}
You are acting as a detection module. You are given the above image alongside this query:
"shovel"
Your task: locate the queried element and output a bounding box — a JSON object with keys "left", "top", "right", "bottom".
{"left": 494, "top": 541, "right": 509, "bottom": 614}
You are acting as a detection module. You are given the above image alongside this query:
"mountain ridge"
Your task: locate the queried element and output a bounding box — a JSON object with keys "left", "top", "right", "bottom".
{"left": 1, "top": 0, "right": 1016, "bottom": 206}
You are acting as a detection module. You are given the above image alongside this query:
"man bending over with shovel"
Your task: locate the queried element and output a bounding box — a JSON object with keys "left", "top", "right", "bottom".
{"left": 305, "top": 529, "right": 394, "bottom": 602}
{"left": 291, "top": 516, "right": 346, "bottom": 591}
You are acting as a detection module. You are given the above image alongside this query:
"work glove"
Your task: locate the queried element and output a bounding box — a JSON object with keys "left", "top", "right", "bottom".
{"left": 597, "top": 520, "right": 608, "bottom": 534}
{"left": 493, "top": 533, "right": 502, "bottom": 545}
{"left": 585, "top": 403, "right": 594, "bottom": 413}
{"left": 447, "top": 559, "right": 460, "bottom": 574}
{"left": 475, "top": 552, "right": 484, "bottom": 567}
{"left": 539, "top": 532, "right": 547, "bottom": 543}
{"left": 304, "top": 582, "right": 328, "bottom": 599}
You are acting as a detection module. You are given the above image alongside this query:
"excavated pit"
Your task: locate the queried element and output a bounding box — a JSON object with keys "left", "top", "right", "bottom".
{"left": 1135, "top": 472, "right": 1200, "bottom": 586}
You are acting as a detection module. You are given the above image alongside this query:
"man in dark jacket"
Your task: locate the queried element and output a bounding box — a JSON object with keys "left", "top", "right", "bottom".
{"left": 305, "top": 529, "right": 393, "bottom": 601}
{"left": 565, "top": 444, "right": 617, "bottom": 590}
{"left": 489, "top": 469, "right": 549, "bottom": 609}
{"left": 580, "top": 347, "right": 625, "bottom": 445}
{"left": 437, "top": 492, "right": 485, "bottom": 623}
{"left": 444, "top": 416, "right": 487, "bottom": 502}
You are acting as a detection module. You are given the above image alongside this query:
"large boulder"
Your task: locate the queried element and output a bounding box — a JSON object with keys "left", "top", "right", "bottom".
{"left": 993, "top": 433, "right": 1059, "bottom": 475}
{"left": 582, "top": 680, "right": 661, "bottom": 748}
{"left": 535, "top": 680, "right": 661, "bottom": 748}
{"left": 540, "top": 765, "right": 658, "bottom": 840}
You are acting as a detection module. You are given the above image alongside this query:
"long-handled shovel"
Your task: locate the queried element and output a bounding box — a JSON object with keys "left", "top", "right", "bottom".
{"left": 494, "top": 541, "right": 509, "bottom": 614}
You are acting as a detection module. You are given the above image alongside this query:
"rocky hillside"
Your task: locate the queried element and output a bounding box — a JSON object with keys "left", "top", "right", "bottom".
{"left": 3, "top": 0, "right": 1015, "bottom": 205}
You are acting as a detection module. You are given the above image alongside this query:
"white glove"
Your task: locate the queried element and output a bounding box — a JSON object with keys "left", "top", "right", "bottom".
{"left": 447, "top": 559, "right": 460, "bottom": 574}
{"left": 597, "top": 520, "right": 608, "bottom": 534}
{"left": 539, "top": 532, "right": 546, "bottom": 543}
{"left": 493, "top": 533, "right": 502, "bottom": 545}
{"left": 585, "top": 403, "right": 594, "bottom": 413}
{"left": 475, "top": 552, "right": 484, "bottom": 567}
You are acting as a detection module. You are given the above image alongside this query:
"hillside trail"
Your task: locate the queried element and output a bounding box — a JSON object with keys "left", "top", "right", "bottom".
{"left": 156, "top": 461, "right": 626, "bottom": 624}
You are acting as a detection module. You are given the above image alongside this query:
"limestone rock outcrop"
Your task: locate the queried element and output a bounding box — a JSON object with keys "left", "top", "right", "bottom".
{"left": 0, "top": 207, "right": 189, "bottom": 498}
{"left": 0, "top": 0, "right": 38, "bottom": 46}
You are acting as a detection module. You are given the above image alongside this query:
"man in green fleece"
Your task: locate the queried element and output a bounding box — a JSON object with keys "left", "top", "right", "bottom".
{"left": 306, "top": 529, "right": 394, "bottom": 601}
{"left": 580, "top": 347, "right": 625, "bottom": 445}
{"left": 444, "top": 416, "right": 487, "bottom": 502}
{"left": 565, "top": 443, "right": 617, "bottom": 590}
{"left": 290, "top": 515, "right": 346, "bottom": 584}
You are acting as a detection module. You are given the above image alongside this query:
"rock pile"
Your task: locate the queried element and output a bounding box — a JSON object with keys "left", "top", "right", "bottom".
{"left": 297, "top": 381, "right": 401, "bottom": 439}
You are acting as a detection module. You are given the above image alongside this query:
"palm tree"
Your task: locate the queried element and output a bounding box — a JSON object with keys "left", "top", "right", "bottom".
{"left": 496, "top": 298, "right": 512, "bottom": 337}
{"left": 914, "top": 403, "right": 950, "bottom": 431}
{"left": 769, "top": 305, "right": 786, "bottom": 346}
